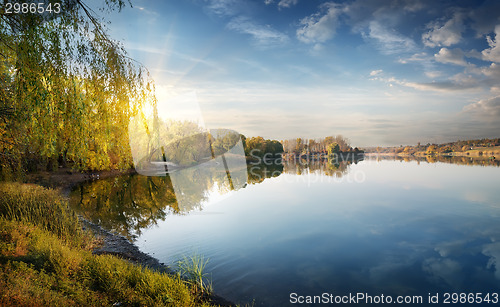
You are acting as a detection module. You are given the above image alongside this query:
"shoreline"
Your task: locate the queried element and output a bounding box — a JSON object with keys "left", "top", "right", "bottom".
{"left": 25, "top": 167, "right": 234, "bottom": 307}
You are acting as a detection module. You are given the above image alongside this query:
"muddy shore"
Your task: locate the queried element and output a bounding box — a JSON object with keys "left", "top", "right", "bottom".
{"left": 25, "top": 167, "right": 234, "bottom": 307}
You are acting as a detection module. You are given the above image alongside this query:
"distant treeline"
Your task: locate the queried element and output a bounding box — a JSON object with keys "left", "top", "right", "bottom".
{"left": 373, "top": 154, "right": 500, "bottom": 167}
{"left": 282, "top": 135, "right": 363, "bottom": 156}
{"left": 365, "top": 138, "right": 500, "bottom": 155}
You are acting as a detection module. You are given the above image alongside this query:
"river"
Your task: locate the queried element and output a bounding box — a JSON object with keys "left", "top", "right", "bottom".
{"left": 70, "top": 155, "right": 500, "bottom": 306}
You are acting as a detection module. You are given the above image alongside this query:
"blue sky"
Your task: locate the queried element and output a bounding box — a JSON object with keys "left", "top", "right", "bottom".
{"left": 97, "top": 0, "right": 500, "bottom": 147}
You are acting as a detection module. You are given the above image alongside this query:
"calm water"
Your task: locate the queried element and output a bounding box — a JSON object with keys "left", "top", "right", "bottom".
{"left": 71, "top": 156, "right": 500, "bottom": 306}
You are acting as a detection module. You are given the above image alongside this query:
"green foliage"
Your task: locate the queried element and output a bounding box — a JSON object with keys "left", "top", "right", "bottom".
{"left": 0, "top": 0, "right": 155, "bottom": 173}
{"left": 327, "top": 142, "right": 340, "bottom": 156}
{"left": 282, "top": 135, "right": 353, "bottom": 154}
{"left": 0, "top": 183, "right": 217, "bottom": 306}
{"left": 244, "top": 135, "right": 283, "bottom": 158}
{"left": 265, "top": 140, "right": 284, "bottom": 155}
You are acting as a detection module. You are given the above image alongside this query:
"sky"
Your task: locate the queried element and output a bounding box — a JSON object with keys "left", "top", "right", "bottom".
{"left": 94, "top": 0, "right": 500, "bottom": 147}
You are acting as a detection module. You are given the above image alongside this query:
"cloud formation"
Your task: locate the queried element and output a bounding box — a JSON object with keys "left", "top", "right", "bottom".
{"left": 482, "top": 25, "right": 500, "bottom": 63}
{"left": 205, "top": 0, "right": 288, "bottom": 48}
{"left": 296, "top": 3, "right": 342, "bottom": 44}
{"left": 264, "top": 0, "right": 299, "bottom": 8}
{"left": 422, "top": 13, "right": 465, "bottom": 47}
{"left": 463, "top": 95, "right": 500, "bottom": 118}
{"left": 205, "top": 0, "right": 241, "bottom": 17}
{"left": 480, "top": 63, "right": 500, "bottom": 79}
{"left": 434, "top": 48, "right": 467, "bottom": 66}
{"left": 367, "top": 21, "right": 416, "bottom": 55}
{"left": 278, "top": 0, "right": 298, "bottom": 9}
{"left": 227, "top": 16, "right": 289, "bottom": 47}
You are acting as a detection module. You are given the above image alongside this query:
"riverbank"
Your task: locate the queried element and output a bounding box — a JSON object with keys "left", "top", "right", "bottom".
{"left": 4, "top": 169, "right": 234, "bottom": 306}
{"left": 365, "top": 145, "right": 500, "bottom": 159}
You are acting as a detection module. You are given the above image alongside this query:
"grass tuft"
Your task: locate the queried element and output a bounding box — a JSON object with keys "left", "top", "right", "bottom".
{"left": 0, "top": 182, "right": 87, "bottom": 246}
{"left": 176, "top": 252, "right": 213, "bottom": 295}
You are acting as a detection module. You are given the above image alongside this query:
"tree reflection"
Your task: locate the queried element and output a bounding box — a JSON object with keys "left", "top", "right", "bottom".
{"left": 247, "top": 162, "right": 284, "bottom": 184}
{"left": 283, "top": 154, "right": 363, "bottom": 178}
{"left": 70, "top": 175, "right": 177, "bottom": 240}
{"left": 70, "top": 161, "right": 248, "bottom": 240}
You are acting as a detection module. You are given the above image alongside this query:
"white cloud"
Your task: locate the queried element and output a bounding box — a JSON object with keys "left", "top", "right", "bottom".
{"left": 375, "top": 74, "right": 481, "bottom": 93}
{"left": 425, "top": 71, "right": 442, "bottom": 78}
{"left": 370, "top": 69, "right": 383, "bottom": 76}
{"left": 402, "top": 1, "right": 426, "bottom": 12}
{"left": 404, "top": 81, "right": 478, "bottom": 92}
{"left": 422, "top": 13, "right": 465, "bottom": 47}
{"left": 367, "top": 21, "right": 416, "bottom": 54}
{"left": 278, "top": 0, "right": 298, "bottom": 9}
{"left": 482, "top": 25, "right": 500, "bottom": 63}
{"left": 205, "top": 0, "right": 289, "bottom": 48}
{"left": 463, "top": 95, "right": 500, "bottom": 118}
{"left": 264, "top": 0, "right": 298, "bottom": 7}
{"left": 398, "top": 52, "right": 437, "bottom": 75}
{"left": 226, "top": 16, "right": 289, "bottom": 48}
{"left": 434, "top": 48, "right": 467, "bottom": 66}
{"left": 205, "top": 0, "right": 240, "bottom": 17}
{"left": 296, "top": 3, "right": 343, "bottom": 44}
{"left": 481, "top": 63, "right": 500, "bottom": 79}
{"left": 398, "top": 52, "right": 430, "bottom": 64}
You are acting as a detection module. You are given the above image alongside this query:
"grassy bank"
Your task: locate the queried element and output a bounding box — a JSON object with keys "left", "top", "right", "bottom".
{"left": 0, "top": 182, "right": 217, "bottom": 306}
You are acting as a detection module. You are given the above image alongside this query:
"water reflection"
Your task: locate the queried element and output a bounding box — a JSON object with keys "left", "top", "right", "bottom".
{"left": 70, "top": 158, "right": 361, "bottom": 239}
{"left": 134, "top": 158, "right": 500, "bottom": 306}
{"left": 70, "top": 155, "right": 495, "bottom": 242}
{"left": 71, "top": 161, "right": 247, "bottom": 240}
{"left": 247, "top": 162, "right": 284, "bottom": 184}
{"left": 70, "top": 156, "right": 500, "bottom": 305}
{"left": 283, "top": 155, "right": 363, "bottom": 177}
{"left": 367, "top": 154, "right": 500, "bottom": 167}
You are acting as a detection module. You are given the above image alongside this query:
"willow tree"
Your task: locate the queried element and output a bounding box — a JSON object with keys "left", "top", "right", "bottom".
{"left": 0, "top": 0, "right": 155, "bottom": 175}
